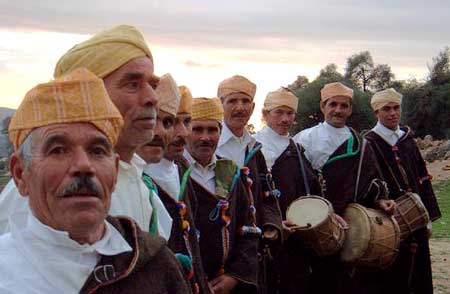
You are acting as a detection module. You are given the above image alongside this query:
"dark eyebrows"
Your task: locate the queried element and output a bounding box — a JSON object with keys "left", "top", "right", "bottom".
{"left": 42, "top": 134, "right": 70, "bottom": 152}
{"left": 117, "top": 72, "right": 144, "bottom": 86}
{"left": 90, "top": 136, "right": 113, "bottom": 151}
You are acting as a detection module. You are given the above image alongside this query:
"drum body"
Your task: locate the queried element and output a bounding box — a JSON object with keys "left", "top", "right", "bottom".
{"left": 394, "top": 192, "right": 430, "bottom": 241}
{"left": 286, "top": 196, "right": 345, "bottom": 257}
{"left": 340, "top": 203, "right": 400, "bottom": 269}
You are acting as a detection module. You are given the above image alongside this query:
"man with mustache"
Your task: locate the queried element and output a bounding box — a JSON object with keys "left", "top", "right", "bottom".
{"left": 137, "top": 76, "right": 210, "bottom": 294}
{"left": 216, "top": 75, "right": 282, "bottom": 293}
{"left": 293, "top": 82, "right": 396, "bottom": 294}
{"left": 254, "top": 88, "right": 321, "bottom": 293}
{"left": 185, "top": 98, "right": 258, "bottom": 294}
{"left": 0, "top": 69, "right": 189, "bottom": 293}
{"left": 364, "top": 88, "right": 440, "bottom": 294}
{"left": 0, "top": 25, "right": 171, "bottom": 238}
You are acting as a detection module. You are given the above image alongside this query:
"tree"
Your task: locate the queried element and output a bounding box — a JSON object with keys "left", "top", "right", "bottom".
{"left": 428, "top": 46, "right": 450, "bottom": 86}
{"left": 318, "top": 63, "right": 343, "bottom": 81}
{"left": 288, "top": 75, "right": 309, "bottom": 92}
{"left": 345, "top": 51, "right": 374, "bottom": 92}
{"left": 371, "top": 64, "right": 395, "bottom": 91}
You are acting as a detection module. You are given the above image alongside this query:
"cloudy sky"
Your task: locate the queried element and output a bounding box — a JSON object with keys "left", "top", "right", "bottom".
{"left": 0, "top": 0, "right": 449, "bottom": 127}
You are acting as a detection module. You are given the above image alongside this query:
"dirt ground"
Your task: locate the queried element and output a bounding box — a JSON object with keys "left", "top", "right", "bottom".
{"left": 428, "top": 159, "right": 450, "bottom": 293}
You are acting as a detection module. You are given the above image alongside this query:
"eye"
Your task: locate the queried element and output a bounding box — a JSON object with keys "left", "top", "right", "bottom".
{"left": 48, "top": 146, "right": 67, "bottom": 155}
{"left": 183, "top": 117, "right": 192, "bottom": 127}
{"left": 125, "top": 81, "right": 140, "bottom": 91}
{"left": 162, "top": 117, "right": 175, "bottom": 129}
{"left": 91, "top": 146, "right": 110, "bottom": 157}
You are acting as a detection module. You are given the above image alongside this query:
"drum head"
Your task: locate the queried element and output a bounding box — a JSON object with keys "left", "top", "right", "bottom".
{"left": 287, "top": 197, "right": 330, "bottom": 228}
{"left": 340, "top": 204, "right": 371, "bottom": 263}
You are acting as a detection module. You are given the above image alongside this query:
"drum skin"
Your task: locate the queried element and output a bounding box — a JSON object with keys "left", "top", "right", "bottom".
{"left": 286, "top": 196, "right": 345, "bottom": 257}
{"left": 394, "top": 192, "right": 430, "bottom": 242}
{"left": 340, "top": 203, "right": 400, "bottom": 269}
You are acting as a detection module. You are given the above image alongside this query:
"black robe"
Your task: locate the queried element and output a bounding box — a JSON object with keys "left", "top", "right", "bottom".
{"left": 306, "top": 129, "right": 388, "bottom": 294}
{"left": 153, "top": 161, "right": 210, "bottom": 294}
{"left": 270, "top": 140, "right": 322, "bottom": 294}
{"left": 190, "top": 160, "right": 259, "bottom": 293}
{"left": 365, "top": 127, "right": 441, "bottom": 294}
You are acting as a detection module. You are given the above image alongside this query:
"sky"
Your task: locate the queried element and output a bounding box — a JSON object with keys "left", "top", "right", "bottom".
{"left": 0, "top": 0, "right": 449, "bottom": 128}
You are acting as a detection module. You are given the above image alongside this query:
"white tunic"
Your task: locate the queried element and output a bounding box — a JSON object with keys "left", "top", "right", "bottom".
{"left": 253, "top": 126, "right": 291, "bottom": 169}
{"left": 0, "top": 154, "right": 172, "bottom": 240}
{"left": 0, "top": 212, "right": 131, "bottom": 293}
{"left": 371, "top": 121, "right": 405, "bottom": 146}
{"left": 184, "top": 150, "right": 217, "bottom": 194}
{"left": 216, "top": 123, "right": 256, "bottom": 168}
{"left": 293, "top": 122, "right": 351, "bottom": 170}
{"left": 145, "top": 158, "right": 181, "bottom": 202}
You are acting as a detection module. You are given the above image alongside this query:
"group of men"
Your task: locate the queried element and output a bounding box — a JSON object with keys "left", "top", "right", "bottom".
{"left": 0, "top": 24, "right": 441, "bottom": 294}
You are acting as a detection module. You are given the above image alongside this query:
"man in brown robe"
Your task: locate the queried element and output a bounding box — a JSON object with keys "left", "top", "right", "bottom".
{"left": 137, "top": 77, "right": 210, "bottom": 294}
{"left": 364, "top": 88, "right": 441, "bottom": 294}
{"left": 216, "top": 76, "right": 283, "bottom": 293}
{"left": 185, "top": 98, "right": 259, "bottom": 293}
{"left": 254, "top": 88, "right": 322, "bottom": 294}
{"left": 293, "top": 82, "right": 395, "bottom": 294}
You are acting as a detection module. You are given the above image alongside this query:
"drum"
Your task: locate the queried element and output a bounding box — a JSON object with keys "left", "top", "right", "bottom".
{"left": 340, "top": 203, "right": 400, "bottom": 269}
{"left": 286, "top": 196, "right": 345, "bottom": 257}
{"left": 394, "top": 192, "right": 430, "bottom": 241}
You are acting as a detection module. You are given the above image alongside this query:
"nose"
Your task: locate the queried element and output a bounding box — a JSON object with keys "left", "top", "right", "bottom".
{"left": 141, "top": 84, "right": 158, "bottom": 109}
{"left": 70, "top": 147, "right": 95, "bottom": 177}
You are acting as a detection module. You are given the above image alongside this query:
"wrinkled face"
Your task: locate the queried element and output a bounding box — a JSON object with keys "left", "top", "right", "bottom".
{"left": 221, "top": 93, "right": 255, "bottom": 131}
{"left": 320, "top": 95, "right": 352, "bottom": 128}
{"left": 12, "top": 123, "right": 118, "bottom": 236}
{"left": 375, "top": 102, "right": 401, "bottom": 131}
{"left": 103, "top": 56, "right": 159, "bottom": 149}
{"left": 137, "top": 110, "right": 175, "bottom": 163}
{"left": 187, "top": 120, "right": 220, "bottom": 165}
{"left": 166, "top": 112, "right": 192, "bottom": 160}
{"left": 263, "top": 106, "right": 296, "bottom": 136}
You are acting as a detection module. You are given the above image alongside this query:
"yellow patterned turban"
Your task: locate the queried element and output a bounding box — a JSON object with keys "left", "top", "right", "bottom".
{"left": 217, "top": 75, "right": 257, "bottom": 99}
{"left": 9, "top": 68, "right": 124, "bottom": 150}
{"left": 178, "top": 85, "right": 193, "bottom": 115}
{"left": 192, "top": 98, "right": 224, "bottom": 122}
{"left": 155, "top": 73, "right": 180, "bottom": 116}
{"left": 54, "top": 25, "right": 152, "bottom": 79}
{"left": 263, "top": 88, "right": 299, "bottom": 112}
{"left": 320, "top": 82, "right": 353, "bottom": 103}
{"left": 371, "top": 88, "right": 402, "bottom": 111}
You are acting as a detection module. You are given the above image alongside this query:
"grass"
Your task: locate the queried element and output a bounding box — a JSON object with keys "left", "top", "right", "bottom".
{"left": 432, "top": 179, "right": 450, "bottom": 239}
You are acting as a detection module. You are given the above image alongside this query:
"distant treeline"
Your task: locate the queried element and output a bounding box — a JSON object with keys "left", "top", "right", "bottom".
{"left": 287, "top": 47, "right": 450, "bottom": 139}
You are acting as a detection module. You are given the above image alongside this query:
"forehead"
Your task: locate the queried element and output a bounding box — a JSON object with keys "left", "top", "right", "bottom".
{"left": 381, "top": 102, "right": 401, "bottom": 109}
{"left": 176, "top": 112, "right": 192, "bottom": 120}
{"left": 158, "top": 109, "right": 175, "bottom": 119}
{"left": 325, "top": 95, "right": 351, "bottom": 105}
{"left": 191, "top": 119, "right": 219, "bottom": 128}
{"left": 270, "top": 105, "right": 295, "bottom": 112}
{"left": 222, "top": 92, "right": 253, "bottom": 102}
{"left": 33, "top": 123, "right": 109, "bottom": 146}
{"left": 105, "top": 56, "right": 155, "bottom": 81}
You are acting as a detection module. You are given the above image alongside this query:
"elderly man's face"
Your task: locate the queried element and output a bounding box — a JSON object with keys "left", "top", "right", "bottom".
{"left": 263, "top": 106, "right": 296, "bottom": 136}
{"left": 103, "top": 56, "right": 159, "bottom": 150}
{"left": 187, "top": 120, "right": 220, "bottom": 166}
{"left": 320, "top": 95, "right": 352, "bottom": 128}
{"left": 375, "top": 102, "right": 401, "bottom": 131}
{"left": 222, "top": 93, "right": 255, "bottom": 132}
{"left": 11, "top": 123, "right": 118, "bottom": 241}
{"left": 166, "top": 112, "right": 192, "bottom": 161}
{"left": 137, "top": 110, "right": 175, "bottom": 164}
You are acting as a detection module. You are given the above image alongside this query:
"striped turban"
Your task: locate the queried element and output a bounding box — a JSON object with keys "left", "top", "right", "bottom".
{"left": 192, "top": 98, "right": 224, "bottom": 122}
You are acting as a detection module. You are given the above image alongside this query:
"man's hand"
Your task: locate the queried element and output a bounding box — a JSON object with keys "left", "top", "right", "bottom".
{"left": 210, "top": 274, "right": 238, "bottom": 294}
{"left": 378, "top": 199, "right": 396, "bottom": 215}
{"left": 282, "top": 220, "right": 297, "bottom": 236}
{"left": 334, "top": 214, "right": 349, "bottom": 230}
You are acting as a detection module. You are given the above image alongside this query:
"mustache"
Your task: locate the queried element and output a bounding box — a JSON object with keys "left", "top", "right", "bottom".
{"left": 56, "top": 175, "right": 101, "bottom": 198}
{"left": 136, "top": 107, "right": 157, "bottom": 120}
{"left": 170, "top": 137, "right": 187, "bottom": 147}
{"left": 197, "top": 141, "right": 214, "bottom": 148}
{"left": 231, "top": 112, "right": 246, "bottom": 118}
{"left": 147, "top": 136, "right": 164, "bottom": 147}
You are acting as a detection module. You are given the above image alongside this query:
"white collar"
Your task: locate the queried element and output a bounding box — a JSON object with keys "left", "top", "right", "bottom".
{"left": 22, "top": 212, "right": 132, "bottom": 256}
{"left": 254, "top": 126, "right": 291, "bottom": 169}
{"left": 218, "top": 122, "right": 255, "bottom": 149}
{"left": 184, "top": 149, "right": 217, "bottom": 170}
{"left": 323, "top": 121, "right": 351, "bottom": 135}
{"left": 372, "top": 121, "right": 405, "bottom": 146}
{"left": 145, "top": 158, "right": 177, "bottom": 176}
